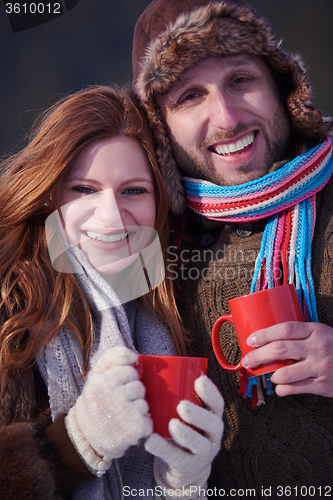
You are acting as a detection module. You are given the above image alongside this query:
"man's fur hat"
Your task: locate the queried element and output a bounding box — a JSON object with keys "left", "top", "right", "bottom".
{"left": 132, "top": 0, "right": 333, "bottom": 215}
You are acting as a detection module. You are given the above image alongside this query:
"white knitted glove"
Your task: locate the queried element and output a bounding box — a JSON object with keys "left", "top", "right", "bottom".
{"left": 144, "top": 375, "right": 224, "bottom": 499}
{"left": 65, "top": 346, "right": 153, "bottom": 476}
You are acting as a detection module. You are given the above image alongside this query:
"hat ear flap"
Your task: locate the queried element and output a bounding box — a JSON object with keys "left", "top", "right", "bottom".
{"left": 147, "top": 102, "right": 186, "bottom": 216}
{"left": 156, "top": 142, "right": 187, "bottom": 217}
{"left": 268, "top": 52, "right": 333, "bottom": 140}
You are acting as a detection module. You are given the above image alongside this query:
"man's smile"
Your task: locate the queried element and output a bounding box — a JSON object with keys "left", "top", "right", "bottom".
{"left": 210, "top": 132, "right": 256, "bottom": 156}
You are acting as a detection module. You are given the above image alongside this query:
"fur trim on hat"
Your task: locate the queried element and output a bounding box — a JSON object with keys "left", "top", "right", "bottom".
{"left": 134, "top": 1, "right": 278, "bottom": 101}
{"left": 133, "top": 0, "right": 333, "bottom": 215}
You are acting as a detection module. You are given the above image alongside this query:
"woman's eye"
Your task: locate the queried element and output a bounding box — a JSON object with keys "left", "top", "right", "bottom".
{"left": 72, "top": 186, "right": 96, "bottom": 194}
{"left": 123, "top": 188, "right": 147, "bottom": 195}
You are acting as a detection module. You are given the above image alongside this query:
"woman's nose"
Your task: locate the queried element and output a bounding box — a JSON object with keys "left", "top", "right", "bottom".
{"left": 93, "top": 189, "right": 124, "bottom": 226}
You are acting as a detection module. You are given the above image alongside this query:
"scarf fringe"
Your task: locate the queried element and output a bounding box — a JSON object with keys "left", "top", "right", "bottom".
{"left": 238, "top": 369, "right": 274, "bottom": 407}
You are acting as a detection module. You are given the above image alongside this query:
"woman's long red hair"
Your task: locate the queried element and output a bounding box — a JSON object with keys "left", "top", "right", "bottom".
{"left": 0, "top": 86, "right": 188, "bottom": 380}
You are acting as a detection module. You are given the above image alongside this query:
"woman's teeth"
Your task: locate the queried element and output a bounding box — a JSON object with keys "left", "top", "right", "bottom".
{"left": 214, "top": 133, "right": 255, "bottom": 156}
{"left": 86, "top": 231, "right": 128, "bottom": 242}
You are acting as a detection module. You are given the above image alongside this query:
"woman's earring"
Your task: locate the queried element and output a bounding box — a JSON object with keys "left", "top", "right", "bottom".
{"left": 44, "top": 194, "right": 52, "bottom": 208}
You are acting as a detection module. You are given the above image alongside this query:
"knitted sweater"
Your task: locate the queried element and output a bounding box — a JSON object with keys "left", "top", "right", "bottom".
{"left": 174, "top": 173, "right": 333, "bottom": 497}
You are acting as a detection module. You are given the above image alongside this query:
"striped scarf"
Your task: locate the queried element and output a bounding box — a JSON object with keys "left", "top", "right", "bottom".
{"left": 184, "top": 137, "right": 333, "bottom": 322}
{"left": 184, "top": 137, "right": 333, "bottom": 405}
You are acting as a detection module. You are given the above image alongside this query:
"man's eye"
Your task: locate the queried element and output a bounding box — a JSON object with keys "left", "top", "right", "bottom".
{"left": 183, "top": 92, "right": 199, "bottom": 101}
{"left": 232, "top": 76, "right": 250, "bottom": 86}
{"left": 176, "top": 91, "right": 201, "bottom": 106}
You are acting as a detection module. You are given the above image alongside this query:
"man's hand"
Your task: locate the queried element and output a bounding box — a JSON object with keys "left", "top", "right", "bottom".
{"left": 242, "top": 322, "right": 333, "bottom": 398}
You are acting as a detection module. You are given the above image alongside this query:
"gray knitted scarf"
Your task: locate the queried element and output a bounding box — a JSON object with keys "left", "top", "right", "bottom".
{"left": 37, "top": 246, "right": 176, "bottom": 499}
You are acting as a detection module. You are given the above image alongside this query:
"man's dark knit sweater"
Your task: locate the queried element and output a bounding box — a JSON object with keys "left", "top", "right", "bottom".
{"left": 175, "top": 174, "right": 333, "bottom": 497}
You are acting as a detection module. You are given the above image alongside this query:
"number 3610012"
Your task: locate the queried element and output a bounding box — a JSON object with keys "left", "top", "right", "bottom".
{"left": 5, "top": 3, "right": 61, "bottom": 14}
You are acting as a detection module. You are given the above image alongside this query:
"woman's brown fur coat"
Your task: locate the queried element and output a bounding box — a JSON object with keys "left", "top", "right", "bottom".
{"left": 0, "top": 368, "right": 66, "bottom": 499}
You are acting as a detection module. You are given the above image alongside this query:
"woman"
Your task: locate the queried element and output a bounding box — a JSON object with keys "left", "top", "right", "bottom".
{"left": 0, "top": 86, "right": 223, "bottom": 499}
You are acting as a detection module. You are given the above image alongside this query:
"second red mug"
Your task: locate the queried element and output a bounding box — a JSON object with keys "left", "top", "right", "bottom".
{"left": 211, "top": 284, "right": 304, "bottom": 377}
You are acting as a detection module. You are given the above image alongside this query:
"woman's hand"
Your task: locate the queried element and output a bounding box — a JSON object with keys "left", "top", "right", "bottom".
{"left": 65, "top": 346, "right": 153, "bottom": 476}
{"left": 144, "top": 375, "right": 224, "bottom": 499}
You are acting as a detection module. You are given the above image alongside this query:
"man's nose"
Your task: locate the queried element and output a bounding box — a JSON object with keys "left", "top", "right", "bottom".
{"left": 207, "top": 89, "right": 240, "bottom": 131}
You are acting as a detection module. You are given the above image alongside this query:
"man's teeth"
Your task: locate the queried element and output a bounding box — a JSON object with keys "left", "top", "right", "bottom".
{"left": 214, "top": 133, "right": 255, "bottom": 156}
{"left": 86, "top": 231, "right": 128, "bottom": 243}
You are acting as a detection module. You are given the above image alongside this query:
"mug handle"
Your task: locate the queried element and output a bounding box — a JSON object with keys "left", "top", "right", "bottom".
{"left": 211, "top": 315, "right": 242, "bottom": 372}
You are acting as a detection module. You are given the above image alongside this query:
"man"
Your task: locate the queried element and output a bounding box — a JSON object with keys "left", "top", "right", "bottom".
{"left": 132, "top": 0, "right": 333, "bottom": 495}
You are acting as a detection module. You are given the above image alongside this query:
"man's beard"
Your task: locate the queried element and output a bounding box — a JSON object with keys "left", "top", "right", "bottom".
{"left": 168, "top": 105, "right": 292, "bottom": 186}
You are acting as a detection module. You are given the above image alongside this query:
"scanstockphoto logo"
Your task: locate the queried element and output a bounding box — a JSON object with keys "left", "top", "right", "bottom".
{"left": 4, "top": 0, "right": 81, "bottom": 32}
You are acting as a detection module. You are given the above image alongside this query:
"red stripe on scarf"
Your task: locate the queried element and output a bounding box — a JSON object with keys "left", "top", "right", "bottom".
{"left": 281, "top": 209, "right": 292, "bottom": 285}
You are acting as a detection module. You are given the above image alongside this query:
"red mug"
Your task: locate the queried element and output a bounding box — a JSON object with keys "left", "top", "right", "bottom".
{"left": 211, "top": 284, "right": 304, "bottom": 377}
{"left": 136, "top": 354, "right": 208, "bottom": 438}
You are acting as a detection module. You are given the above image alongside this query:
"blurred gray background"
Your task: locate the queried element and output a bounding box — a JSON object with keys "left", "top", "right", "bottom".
{"left": 1, "top": 0, "right": 333, "bottom": 155}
